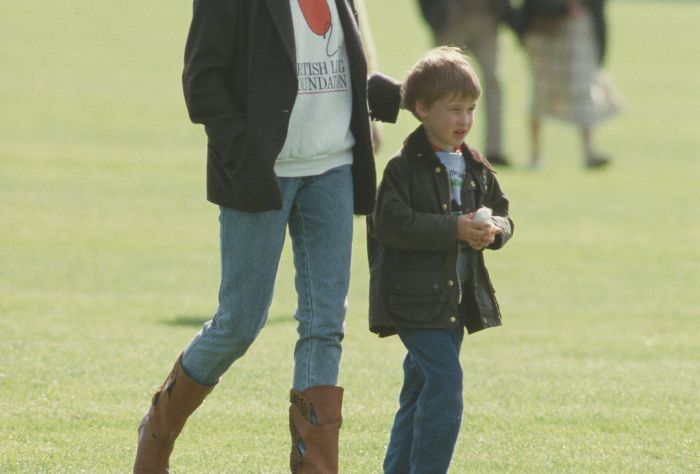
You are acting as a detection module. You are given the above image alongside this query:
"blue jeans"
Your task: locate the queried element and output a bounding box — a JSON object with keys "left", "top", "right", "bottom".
{"left": 180, "top": 165, "right": 353, "bottom": 390}
{"left": 384, "top": 325, "right": 465, "bottom": 474}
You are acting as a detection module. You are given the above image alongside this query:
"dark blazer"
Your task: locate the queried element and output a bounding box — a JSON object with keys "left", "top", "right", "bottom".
{"left": 368, "top": 126, "right": 514, "bottom": 337}
{"left": 182, "top": 0, "right": 400, "bottom": 214}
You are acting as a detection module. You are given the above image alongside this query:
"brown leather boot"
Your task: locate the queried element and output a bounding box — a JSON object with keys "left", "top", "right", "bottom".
{"left": 289, "top": 385, "right": 343, "bottom": 474}
{"left": 133, "top": 355, "right": 215, "bottom": 473}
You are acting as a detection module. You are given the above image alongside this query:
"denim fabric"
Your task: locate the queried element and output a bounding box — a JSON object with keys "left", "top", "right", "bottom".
{"left": 384, "top": 325, "right": 465, "bottom": 474}
{"left": 181, "top": 165, "right": 353, "bottom": 390}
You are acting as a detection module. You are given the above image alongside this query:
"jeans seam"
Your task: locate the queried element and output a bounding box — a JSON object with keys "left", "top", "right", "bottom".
{"left": 295, "top": 193, "right": 315, "bottom": 387}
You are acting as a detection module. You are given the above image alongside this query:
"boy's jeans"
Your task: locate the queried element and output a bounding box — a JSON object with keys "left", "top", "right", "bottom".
{"left": 181, "top": 165, "right": 353, "bottom": 390}
{"left": 384, "top": 325, "right": 465, "bottom": 474}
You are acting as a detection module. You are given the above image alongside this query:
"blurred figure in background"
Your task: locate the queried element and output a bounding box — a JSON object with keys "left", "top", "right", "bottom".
{"left": 518, "top": 0, "right": 621, "bottom": 168}
{"left": 417, "top": 0, "right": 518, "bottom": 167}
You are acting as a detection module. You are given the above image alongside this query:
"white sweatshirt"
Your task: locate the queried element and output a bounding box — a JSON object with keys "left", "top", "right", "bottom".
{"left": 274, "top": 0, "right": 355, "bottom": 177}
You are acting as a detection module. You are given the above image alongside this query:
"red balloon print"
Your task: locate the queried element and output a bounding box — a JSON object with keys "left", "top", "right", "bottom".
{"left": 298, "top": 0, "right": 332, "bottom": 37}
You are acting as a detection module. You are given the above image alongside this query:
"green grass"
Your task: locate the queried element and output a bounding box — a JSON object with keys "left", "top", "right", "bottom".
{"left": 1, "top": 1, "right": 698, "bottom": 472}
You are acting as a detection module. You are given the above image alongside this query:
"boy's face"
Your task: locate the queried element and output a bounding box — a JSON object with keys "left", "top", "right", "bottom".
{"left": 415, "top": 94, "right": 477, "bottom": 151}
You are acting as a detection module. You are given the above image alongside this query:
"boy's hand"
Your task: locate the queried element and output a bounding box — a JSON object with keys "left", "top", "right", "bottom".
{"left": 457, "top": 213, "right": 502, "bottom": 250}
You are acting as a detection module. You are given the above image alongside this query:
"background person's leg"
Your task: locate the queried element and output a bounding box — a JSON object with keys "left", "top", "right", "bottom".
{"left": 435, "top": 12, "right": 507, "bottom": 164}
{"left": 467, "top": 24, "right": 506, "bottom": 163}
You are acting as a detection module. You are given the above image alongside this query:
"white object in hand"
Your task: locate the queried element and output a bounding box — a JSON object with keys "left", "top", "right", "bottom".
{"left": 473, "top": 206, "right": 492, "bottom": 223}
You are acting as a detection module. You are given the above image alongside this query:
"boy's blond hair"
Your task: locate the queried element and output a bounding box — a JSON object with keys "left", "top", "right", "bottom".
{"left": 402, "top": 46, "right": 482, "bottom": 120}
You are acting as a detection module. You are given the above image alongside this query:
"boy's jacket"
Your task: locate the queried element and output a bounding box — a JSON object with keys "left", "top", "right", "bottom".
{"left": 367, "top": 126, "right": 514, "bottom": 336}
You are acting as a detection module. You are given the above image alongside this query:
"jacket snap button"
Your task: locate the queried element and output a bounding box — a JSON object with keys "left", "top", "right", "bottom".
{"left": 448, "top": 280, "right": 454, "bottom": 287}
{"left": 449, "top": 316, "right": 456, "bottom": 323}
{"left": 470, "top": 180, "right": 476, "bottom": 187}
{"left": 435, "top": 167, "right": 441, "bottom": 173}
{"left": 441, "top": 203, "right": 447, "bottom": 210}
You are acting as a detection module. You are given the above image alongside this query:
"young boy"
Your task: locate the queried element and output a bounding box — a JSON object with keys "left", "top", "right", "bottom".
{"left": 367, "top": 47, "right": 514, "bottom": 473}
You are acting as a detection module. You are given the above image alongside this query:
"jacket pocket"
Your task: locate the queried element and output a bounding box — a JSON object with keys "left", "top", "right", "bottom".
{"left": 206, "top": 114, "right": 247, "bottom": 167}
{"left": 387, "top": 271, "right": 448, "bottom": 323}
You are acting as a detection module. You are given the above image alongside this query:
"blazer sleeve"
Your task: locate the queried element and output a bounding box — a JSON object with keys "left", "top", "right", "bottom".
{"left": 371, "top": 159, "right": 458, "bottom": 251}
{"left": 182, "top": 0, "right": 246, "bottom": 160}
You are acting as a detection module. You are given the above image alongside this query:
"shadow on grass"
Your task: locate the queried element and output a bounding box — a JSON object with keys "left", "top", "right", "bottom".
{"left": 163, "top": 314, "right": 294, "bottom": 327}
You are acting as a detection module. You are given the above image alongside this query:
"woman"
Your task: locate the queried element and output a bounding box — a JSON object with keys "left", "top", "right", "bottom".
{"left": 520, "top": 0, "right": 621, "bottom": 168}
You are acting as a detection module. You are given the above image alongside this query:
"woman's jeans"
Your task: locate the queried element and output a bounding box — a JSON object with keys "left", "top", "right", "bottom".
{"left": 384, "top": 325, "right": 465, "bottom": 474}
{"left": 180, "top": 165, "right": 353, "bottom": 390}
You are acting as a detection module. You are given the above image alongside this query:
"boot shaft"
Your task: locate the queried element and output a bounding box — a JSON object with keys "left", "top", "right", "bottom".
{"left": 133, "top": 355, "right": 216, "bottom": 473}
{"left": 289, "top": 385, "right": 344, "bottom": 474}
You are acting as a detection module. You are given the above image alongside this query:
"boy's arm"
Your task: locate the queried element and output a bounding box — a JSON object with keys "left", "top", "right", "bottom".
{"left": 182, "top": 0, "right": 245, "bottom": 162}
{"left": 371, "top": 160, "right": 458, "bottom": 251}
{"left": 483, "top": 172, "right": 514, "bottom": 250}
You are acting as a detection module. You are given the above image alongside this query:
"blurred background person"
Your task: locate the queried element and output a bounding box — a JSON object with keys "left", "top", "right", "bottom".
{"left": 417, "top": 0, "right": 518, "bottom": 167}
{"left": 518, "top": 0, "right": 621, "bottom": 168}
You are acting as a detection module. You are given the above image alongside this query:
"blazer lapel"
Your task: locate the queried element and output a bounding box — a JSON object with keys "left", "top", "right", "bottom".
{"left": 263, "top": 0, "right": 296, "bottom": 66}
{"left": 335, "top": 0, "right": 366, "bottom": 89}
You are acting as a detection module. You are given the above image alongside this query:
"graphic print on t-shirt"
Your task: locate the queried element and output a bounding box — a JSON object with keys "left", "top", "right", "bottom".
{"left": 292, "top": 0, "right": 350, "bottom": 96}
{"left": 436, "top": 150, "right": 466, "bottom": 215}
{"left": 297, "top": 0, "right": 338, "bottom": 56}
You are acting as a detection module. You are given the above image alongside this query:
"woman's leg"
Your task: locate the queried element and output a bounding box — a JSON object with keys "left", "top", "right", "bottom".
{"left": 135, "top": 186, "right": 297, "bottom": 472}
{"left": 288, "top": 165, "right": 353, "bottom": 390}
{"left": 181, "top": 202, "right": 293, "bottom": 385}
{"left": 286, "top": 164, "right": 353, "bottom": 473}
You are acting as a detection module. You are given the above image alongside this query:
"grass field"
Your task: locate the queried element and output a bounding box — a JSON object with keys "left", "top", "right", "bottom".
{"left": 1, "top": 1, "right": 698, "bottom": 472}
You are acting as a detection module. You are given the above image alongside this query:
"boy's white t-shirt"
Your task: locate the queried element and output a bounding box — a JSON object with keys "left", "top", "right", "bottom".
{"left": 435, "top": 150, "right": 466, "bottom": 214}
{"left": 275, "top": 0, "right": 355, "bottom": 177}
